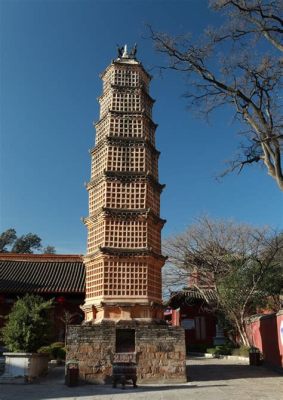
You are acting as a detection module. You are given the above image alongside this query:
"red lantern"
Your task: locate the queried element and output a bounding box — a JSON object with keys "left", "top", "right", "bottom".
{"left": 56, "top": 296, "right": 66, "bottom": 304}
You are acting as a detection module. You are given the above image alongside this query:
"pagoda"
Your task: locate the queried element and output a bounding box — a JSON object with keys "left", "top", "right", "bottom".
{"left": 67, "top": 46, "right": 186, "bottom": 384}
{"left": 82, "top": 44, "right": 166, "bottom": 322}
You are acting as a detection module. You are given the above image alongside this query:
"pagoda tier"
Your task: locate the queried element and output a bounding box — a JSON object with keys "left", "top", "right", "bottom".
{"left": 82, "top": 48, "right": 166, "bottom": 322}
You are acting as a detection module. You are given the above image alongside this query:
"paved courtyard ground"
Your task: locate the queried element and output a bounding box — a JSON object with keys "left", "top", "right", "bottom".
{"left": 1, "top": 357, "right": 283, "bottom": 400}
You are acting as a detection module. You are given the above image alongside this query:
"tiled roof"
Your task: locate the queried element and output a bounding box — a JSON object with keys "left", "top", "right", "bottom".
{"left": 0, "top": 254, "right": 85, "bottom": 294}
{"left": 168, "top": 287, "right": 217, "bottom": 307}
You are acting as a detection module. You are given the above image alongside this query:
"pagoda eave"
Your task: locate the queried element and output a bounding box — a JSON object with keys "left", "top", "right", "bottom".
{"left": 99, "top": 59, "right": 152, "bottom": 81}
{"left": 86, "top": 172, "right": 165, "bottom": 193}
{"left": 84, "top": 248, "right": 167, "bottom": 262}
{"left": 90, "top": 136, "right": 160, "bottom": 156}
{"left": 94, "top": 110, "right": 158, "bottom": 129}
{"left": 99, "top": 246, "right": 167, "bottom": 261}
{"left": 98, "top": 85, "right": 155, "bottom": 103}
{"left": 82, "top": 208, "right": 166, "bottom": 227}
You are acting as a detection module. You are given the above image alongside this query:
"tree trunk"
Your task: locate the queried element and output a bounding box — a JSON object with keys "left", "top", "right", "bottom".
{"left": 238, "top": 326, "right": 250, "bottom": 347}
{"left": 234, "top": 317, "right": 250, "bottom": 346}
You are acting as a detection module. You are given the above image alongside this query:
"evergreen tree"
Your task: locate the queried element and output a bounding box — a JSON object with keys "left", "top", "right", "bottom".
{"left": 0, "top": 229, "right": 55, "bottom": 254}
{"left": 1, "top": 294, "right": 53, "bottom": 352}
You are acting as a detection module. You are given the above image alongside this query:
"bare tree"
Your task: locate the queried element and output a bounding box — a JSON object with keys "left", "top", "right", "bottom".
{"left": 59, "top": 310, "right": 78, "bottom": 346}
{"left": 164, "top": 216, "right": 283, "bottom": 345}
{"left": 149, "top": 1, "right": 283, "bottom": 190}
{"left": 211, "top": 0, "right": 283, "bottom": 51}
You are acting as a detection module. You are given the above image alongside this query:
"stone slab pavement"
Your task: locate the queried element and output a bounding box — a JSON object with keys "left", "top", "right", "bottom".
{"left": 1, "top": 357, "right": 283, "bottom": 400}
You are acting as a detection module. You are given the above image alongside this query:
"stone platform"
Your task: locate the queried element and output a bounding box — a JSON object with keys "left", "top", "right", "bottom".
{"left": 66, "top": 320, "right": 186, "bottom": 384}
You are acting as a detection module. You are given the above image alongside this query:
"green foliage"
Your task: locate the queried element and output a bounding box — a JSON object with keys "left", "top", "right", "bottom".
{"left": 50, "top": 342, "right": 65, "bottom": 359}
{"left": 207, "top": 342, "right": 234, "bottom": 356}
{"left": 51, "top": 341, "right": 65, "bottom": 348}
{"left": 217, "top": 256, "right": 283, "bottom": 313}
{"left": 1, "top": 294, "right": 53, "bottom": 352}
{"left": 37, "top": 342, "right": 66, "bottom": 360}
{"left": 0, "top": 229, "right": 17, "bottom": 252}
{"left": 43, "top": 246, "right": 56, "bottom": 254}
{"left": 232, "top": 346, "right": 250, "bottom": 357}
{"left": 11, "top": 233, "right": 42, "bottom": 253}
{"left": 206, "top": 347, "right": 217, "bottom": 355}
{"left": 0, "top": 228, "right": 55, "bottom": 254}
{"left": 56, "top": 347, "right": 66, "bottom": 360}
{"left": 37, "top": 346, "right": 52, "bottom": 357}
{"left": 166, "top": 217, "right": 283, "bottom": 345}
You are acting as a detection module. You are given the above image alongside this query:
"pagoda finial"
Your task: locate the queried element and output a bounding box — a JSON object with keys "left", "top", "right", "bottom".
{"left": 130, "top": 43, "right": 137, "bottom": 58}
{"left": 116, "top": 44, "right": 137, "bottom": 60}
{"left": 122, "top": 44, "right": 128, "bottom": 58}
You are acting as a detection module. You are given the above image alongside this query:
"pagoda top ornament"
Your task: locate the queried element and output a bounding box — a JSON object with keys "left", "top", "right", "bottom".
{"left": 116, "top": 43, "right": 137, "bottom": 60}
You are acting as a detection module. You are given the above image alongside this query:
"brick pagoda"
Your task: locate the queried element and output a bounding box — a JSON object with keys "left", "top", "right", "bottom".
{"left": 67, "top": 46, "right": 186, "bottom": 384}
{"left": 82, "top": 44, "right": 165, "bottom": 323}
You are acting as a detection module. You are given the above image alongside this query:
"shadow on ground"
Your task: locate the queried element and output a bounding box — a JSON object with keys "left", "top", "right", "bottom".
{"left": 187, "top": 358, "right": 282, "bottom": 382}
{"left": 1, "top": 359, "right": 282, "bottom": 400}
{"left": 0, "top": 366, "right": 228, "bottom": 400}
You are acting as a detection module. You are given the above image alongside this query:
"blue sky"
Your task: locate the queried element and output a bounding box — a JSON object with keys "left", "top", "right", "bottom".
{"left": 0, "top": 0, "right": 282, "bottom": 254}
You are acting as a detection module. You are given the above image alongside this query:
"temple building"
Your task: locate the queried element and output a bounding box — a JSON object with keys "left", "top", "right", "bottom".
{"left": 67, "top": 45, "right": 186, "bottom": 384}
{"left": 0, "top": 253, "right": 85, "bottom": 341}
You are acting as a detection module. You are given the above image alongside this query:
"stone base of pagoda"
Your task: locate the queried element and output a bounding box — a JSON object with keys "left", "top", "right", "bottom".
{"left": 82, "top": 300, "right": 164, "bottom": 322}
{"left": 66, "top": 319, "right": 187, "bottom": 384}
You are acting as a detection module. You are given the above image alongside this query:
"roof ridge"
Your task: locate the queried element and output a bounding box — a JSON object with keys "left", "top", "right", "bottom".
{"left": 0, "top": 253, "right": 83, "bottom": 262}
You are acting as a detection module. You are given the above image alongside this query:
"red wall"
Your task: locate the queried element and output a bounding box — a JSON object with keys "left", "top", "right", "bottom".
{"left": 246, "top": 310, "right": 283, "bottom": 369}
{"left": 169, "top": 303, "right": 216, "bottom": 350}
{"left": 277, "top": 312, "right": 283, "bottom": 368}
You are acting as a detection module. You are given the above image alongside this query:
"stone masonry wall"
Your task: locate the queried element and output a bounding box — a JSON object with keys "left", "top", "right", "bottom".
{"left": 135, "top": 324, "right": 186, "bottom": 383}
{"left": 67, "top": 321, "right": 116, "bottom": 384}
{"left": 66, "top": 321, "right": 187, "bottom": 384}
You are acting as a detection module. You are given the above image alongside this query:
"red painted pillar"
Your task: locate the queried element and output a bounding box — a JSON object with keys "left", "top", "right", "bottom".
{"left": 172, "top": 309, "right": 180, "bottom": 326}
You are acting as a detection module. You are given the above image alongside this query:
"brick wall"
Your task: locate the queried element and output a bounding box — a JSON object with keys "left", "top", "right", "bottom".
{"left": 66, "top": 320, "right": 187, "bottom": 384}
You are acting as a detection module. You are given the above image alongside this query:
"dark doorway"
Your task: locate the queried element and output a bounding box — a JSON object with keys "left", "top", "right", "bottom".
{"left": 116, "top": 329, "right": 135, "bottom": 353}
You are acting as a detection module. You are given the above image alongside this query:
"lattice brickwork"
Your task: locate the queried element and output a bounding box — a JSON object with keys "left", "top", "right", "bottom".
{"left": 84, "top": 52, "right": 165, "bottom": 318}
{"left": 112, "top": 90, "right": 152, "bottom": 117}
{"left": 95, "top": 115, "right": 155, "bottom": 145}
{"left": 91, "top": 146, "right": 157, "bottom": 179}
{"left": 87, "top": 219, "right": 104, "bottom": 254}
{"left": 147, "top": 223, "right": 161, "bottom": 253}
{"left": 85, "top": 259, "right": 104, "bottom": 298}
{"left": 106, "top": 145, "right": 158, "bottom": 177}
{"left": 148, "top": 265, "right": 162, "bottom": 299}
{"left": 85, "top": 257, "right": 162, "bottom": 300}
{"left": 100, "top": 90, "right": 152, "bottom": 119}
{"left": 87, "top": 217, "right": 161, "bottom": 254}
{"left": 104, "top": 260, "right": 147, "bottom": 297}
{"left": 89, "top": 183, "right": 106, "bottom": 215}
{"left": 88, "top": 180, "right": 160, "bottom": 216}
{"left": 105, "top": 181, "right": 146, "bottom": 209}
{"left": 95, "top": 117, "right": 110, "bottom": 145}
{"left": 104, "top": 219, "right": 146, "bottom": 249}
{"left": 102, "top": 65, "right": 150, "bottom": 92}
{"left": 99, "top": 93, "right": 112, "bottom": 119}
{"left": 147, "top": 185, "right": 160, "bottom": 215}
{"left": 113, "top": 68, "right": 142, "bottom": 87}
{"left": 91, "top": 146, "right": 108, "bottom": 180}
{"left": 109, "top": 116, "right": 155, "bottom": 143}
